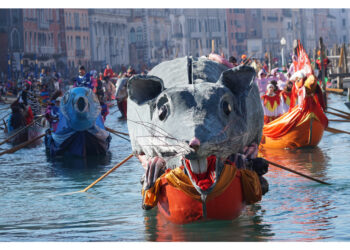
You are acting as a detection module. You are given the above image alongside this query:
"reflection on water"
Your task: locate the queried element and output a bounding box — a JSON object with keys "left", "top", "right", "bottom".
{"left": 0, "top": 94, "right": 350, "bottom": 241}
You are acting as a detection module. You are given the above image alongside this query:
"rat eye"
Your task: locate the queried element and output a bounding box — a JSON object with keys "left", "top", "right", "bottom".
{"left": 158, "top": 105, "right": 168, "bottom": 121}
{"left": 222, "top": 100, "right": 232, "bottom": 116}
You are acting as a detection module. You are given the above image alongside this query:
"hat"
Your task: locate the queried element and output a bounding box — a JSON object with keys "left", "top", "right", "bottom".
{"left": 317, "top": 50, "right": 321, "bottom": 56}
{"left": 267, "top": 83, "right": 274, "bottom": 90}
{"left": 241, "top": 54, "right": 247, "bottom": 60}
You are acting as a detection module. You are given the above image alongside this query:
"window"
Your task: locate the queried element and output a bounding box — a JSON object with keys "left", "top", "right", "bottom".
{"left": 129, "top": 28, "right": 136, "bottom": 43}
{"left": 74, "top": 13, "right": 80, "bottom": 29}
{"left": 136, "top": 27, "right": 143, "bottom": 42}
{"left": 76, "top": 36, "right": 81, "bottom": 50}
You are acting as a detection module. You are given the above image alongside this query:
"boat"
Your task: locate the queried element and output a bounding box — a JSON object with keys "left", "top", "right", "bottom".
{"left": 45, "top": 87, "right": 111, "bottom": 157}
{"left": 260, "top": 41, "right": 328, "bottom": 149}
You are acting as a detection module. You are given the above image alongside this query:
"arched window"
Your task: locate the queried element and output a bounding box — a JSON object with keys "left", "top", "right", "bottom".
{"left": 129, "top": 28, "right": 136, "bottom": 43}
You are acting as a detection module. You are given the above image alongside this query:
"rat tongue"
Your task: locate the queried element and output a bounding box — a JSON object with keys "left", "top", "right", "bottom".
{"left": 185, "top": 155, "right": 216, "bottom": 191}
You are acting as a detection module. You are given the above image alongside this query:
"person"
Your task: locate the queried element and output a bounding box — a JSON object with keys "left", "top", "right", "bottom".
{"left": 315, "top": 50, "right": 331, "bottom": 81}
{"left": 45, "top": 97, "right": 61, "bottom": 132}
{"left": 125, "top": 66, "right": 136, "bottom": 77}
{"left": 7, "top": 100, "right": 27, "bottom": 132}
{"left": 261, "top": 83, "right": 283, "bottom": 124}
{"left": 74, "top": 66, "right": 93, "bottom": 89}
{"left": 280, "top": 81, "right": 293, "bottom": 113}
{"left": 256, "top": 69, "right": 269, "bottom": 96}
{"left": 99, "top": 95, "right": 109, "bottom": 123}
{"left": 103, "top": 64, "right": 114, "bottom": 80}
{"left": 229, "top": 56, "right": 238, "bottom": 67}
{"left": 240, "top": 54, "right": 250, "bottom": 65}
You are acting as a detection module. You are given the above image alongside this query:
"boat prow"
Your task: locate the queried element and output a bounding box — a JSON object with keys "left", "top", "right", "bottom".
{"left": 260, "top": 112, "right": 325, "bottom": 149}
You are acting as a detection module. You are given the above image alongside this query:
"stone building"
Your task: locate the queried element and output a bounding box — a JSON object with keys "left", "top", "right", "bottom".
{"left": 63, "top": 9, "right": 91, "bottom": 74}
{"left": 226, "top": 9, "right": 247, "bottom": 58}
{"left": 89, "top": 9, "right": 130, "bottom": 72}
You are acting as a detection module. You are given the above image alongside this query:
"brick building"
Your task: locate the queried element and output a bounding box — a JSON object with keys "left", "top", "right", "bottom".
{"left": 226, "top": 9, "right": 247, "bottom": 58}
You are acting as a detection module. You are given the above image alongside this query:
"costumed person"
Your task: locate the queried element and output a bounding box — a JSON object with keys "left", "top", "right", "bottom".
{"left": 240, "top": 54, "right": 250, "bottom": 65}
{"left": 280, "top": 80, "right": 293, "bottom": 113}
{"left": 261, "top": 83, "right": 283, "bottom": 124}
{"left": 262, "top": 40, "right": 328, "bottom": 149}
{"left": 45, "top": 91, "right": 62, "bottom": 132}
{"left": 7, "top": 101, "right": 27, "bottom": 133}
{"left": 229, "top": 56, "right": 238, "bottom": 67}
{"left": 103, "top": 64, "right": 114, "bottom": 80}
{"left": 315, "top": 50, "right": 331, "bottom": 81}
{"left": 256, "top": 69, "right": 269, "bottom": 96}
{"left": 74, "top": 66, "right": 93, "bottom": 89}
{"left": 99, "top": 95, "right": 109, "bottom": 123}
{"left": 269, "top": 80, "right": 281, "bottom": 95}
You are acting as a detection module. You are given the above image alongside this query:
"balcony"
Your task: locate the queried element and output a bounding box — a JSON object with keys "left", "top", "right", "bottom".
{"left": 76, "top": 49, "right": 85, "bottom": 57}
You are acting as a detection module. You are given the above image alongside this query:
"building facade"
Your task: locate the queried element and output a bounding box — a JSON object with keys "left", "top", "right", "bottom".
{"left": 63, "top": 9, "right": 91, "bottom": 74}
{"left": 226, "top": 9, "right": 247, "bottom": 58}
{"left": 89, "top": 9, "right": 130, "bottom": 72}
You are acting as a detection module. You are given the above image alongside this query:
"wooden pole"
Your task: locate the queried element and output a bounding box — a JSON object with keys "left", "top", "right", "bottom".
{"left": 0, "top": 133, "right": 45, "bottom": 156}
{"left": 325, "top": 127, "right": 350, "bottom": 135}
{"left": 0, "top": 118, "right": 41, "bottom": 146}
{"left": 211, "top": 39, "right": 215, "bottom": 54}
{"left": 319, "top": 37, "right": 327, "bottom": 109}
{"left": 82, "top": 154, "right": 134, "bottom": 192}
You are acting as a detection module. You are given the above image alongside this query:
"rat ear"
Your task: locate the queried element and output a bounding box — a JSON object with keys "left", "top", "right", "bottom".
{"left": 217, "top": 65, "right": 256, "bottom": 98}
{"left": 128, "top": 75, "right": 164, "bottom": 105}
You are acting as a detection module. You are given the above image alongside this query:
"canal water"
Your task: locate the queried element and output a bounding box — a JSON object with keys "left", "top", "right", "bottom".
{"left": 0, "top": 93, "right": 349, "bottom": 242}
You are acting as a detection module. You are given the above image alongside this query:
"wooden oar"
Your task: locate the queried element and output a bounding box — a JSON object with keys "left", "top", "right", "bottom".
{"left": 54, "top": 154, "right": 134, "bottom": 196}
{"left": 325, "top": 127, "right": 350, "bottom": 135}
{"left": 266, "top": 160, "right": 331, "bottom": 185}
{"left": 329, "top": 119, "right": 350, "bottom": 122}
{"left": 105, "top": 126, "right": 130, "bottom": 142}
{"left": 0, "top": 117, "right": 42, "bottom": 146}
{"left": 0, "top": 133, "right": 45, "bottom": 156}
{"left": 105, "top": 126, "right": 129, "bottom": 136}
{"left": 328, "top": 107, "right": 350, "bottom": 117}
{"left": 326, "top": 111, "right": 350, "bottom": 120}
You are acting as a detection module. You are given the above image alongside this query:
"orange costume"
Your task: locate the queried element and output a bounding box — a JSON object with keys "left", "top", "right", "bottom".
{"left": 261, "top": 93, "right": 282, "bottom": 124}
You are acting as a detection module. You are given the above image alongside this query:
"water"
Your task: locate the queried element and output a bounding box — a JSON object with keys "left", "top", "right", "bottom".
{"left": 0, "top": 94, "right": 349, "bottom": 242}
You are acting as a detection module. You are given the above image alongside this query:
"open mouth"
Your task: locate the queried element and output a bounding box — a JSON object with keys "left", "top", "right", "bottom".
{"left": 183, "top": 155, "right": 217, "bottom": 191}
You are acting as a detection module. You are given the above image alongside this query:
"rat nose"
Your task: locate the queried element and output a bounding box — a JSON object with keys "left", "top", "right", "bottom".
{"left": 189, "top": 137, "right": 200, "bottom": 152}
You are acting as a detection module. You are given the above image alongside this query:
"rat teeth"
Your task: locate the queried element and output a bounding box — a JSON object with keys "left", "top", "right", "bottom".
{"left": 188, "top": 158, "right": 207, "bottom": 174}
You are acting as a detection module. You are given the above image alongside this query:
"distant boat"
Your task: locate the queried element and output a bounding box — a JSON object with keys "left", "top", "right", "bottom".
{"left": 45, "top": 87, "right": 111, "bottom": 158}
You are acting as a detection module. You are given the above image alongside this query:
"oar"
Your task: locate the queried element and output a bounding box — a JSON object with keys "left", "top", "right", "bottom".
{"left": 0, "top": 106, "right": 10, "bottom": 111}
{"left": 105, "top": 126, "right": 129, "bottom": 136}
{"left": 105, "top": 126, "right": 130, "bottom": 142}
{"left": 266, "top": 160, "right": 331, "bottom": 185}
{"left": 0, "top": 117, "right": 42, "bottom": 146}
{"left": 325, "top": 127, "right": 350, "bottom": 135}
{"left": 0, "top": 133, "right": 45, "bottom": 156}
{"left": 328, "top": 119, "right": 350, "bottom": 122}
{"left": 54, "top": 154, "right": 134, "bottom": 196}
{"left": 326, "top": 111, "right": 350, "bottom": 120}
{"left": 328, "top": 107, "right": 350, "bottom": 117}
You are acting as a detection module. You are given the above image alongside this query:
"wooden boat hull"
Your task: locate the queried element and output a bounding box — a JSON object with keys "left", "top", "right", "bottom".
{"left": 156, "top": 171, "right": 244, "bottom": 224}
{"left": 260, "top": 114, "right": 324, "bottom": 149}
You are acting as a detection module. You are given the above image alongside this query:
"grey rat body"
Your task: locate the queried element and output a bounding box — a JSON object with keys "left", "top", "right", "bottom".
{"left": 127, "top": 56, "right": 264, "bottom": 193}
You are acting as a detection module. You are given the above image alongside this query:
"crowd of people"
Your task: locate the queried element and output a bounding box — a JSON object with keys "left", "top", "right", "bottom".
{"left": 2, "top": 50, "right": 330, "bottom": 135}
{"left": 3, "top": 63, "right": 138, "bottom": 134}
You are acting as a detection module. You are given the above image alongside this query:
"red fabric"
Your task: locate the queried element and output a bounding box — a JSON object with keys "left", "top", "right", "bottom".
{"left": 25, "top": 106, "right": 34, "bottom": 125}
{"left": 103, "top": 68, "right": 114, "bottom": 78}
{"left": 262, "top": 94, "right": 281, "bottom": 107}
{"left": 294, "top": 41, "right": 313, "bottom": 75}
{"left": 184, "top": 155, "right": 217, "bottom": 191}
{"left": 263, "top": 93, "right": 328, "bottom": 139}
{"left": 281, "top": 90, "right": 292, "bottom": 103}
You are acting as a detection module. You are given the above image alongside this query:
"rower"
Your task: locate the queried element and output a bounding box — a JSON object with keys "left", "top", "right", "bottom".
{"left": 74, "top": 66, "right": 93, "bottom": 89}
